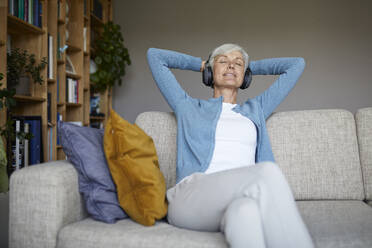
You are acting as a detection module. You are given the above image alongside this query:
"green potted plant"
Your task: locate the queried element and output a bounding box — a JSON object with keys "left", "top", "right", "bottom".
{"left": 0, "top": 72, "right": 32, "bottom": 183}
{"left": 7, "top": 48, "right": 47, "bottom": 95}
{"left": 0, "top": 72, "right": 16, "bottom": 141}
{"left": 0, "top": 72, "right": 11, "bottom": 192}
{"left": 90, "top": 21, "right": 131, "bottom": 93}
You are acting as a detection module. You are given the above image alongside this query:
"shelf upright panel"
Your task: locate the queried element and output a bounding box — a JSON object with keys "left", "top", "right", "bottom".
{"left": 0, "top": 0, "right": 8, "bottom": 142}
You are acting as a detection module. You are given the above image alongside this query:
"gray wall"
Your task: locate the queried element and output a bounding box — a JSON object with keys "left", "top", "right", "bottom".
{"left": 112, "top": 0, "right": 372, "bottom": 123}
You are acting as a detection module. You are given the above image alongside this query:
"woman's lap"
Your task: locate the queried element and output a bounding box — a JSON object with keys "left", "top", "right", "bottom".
{"left": 166, "top": 161, "right": 284, "bottom": 232}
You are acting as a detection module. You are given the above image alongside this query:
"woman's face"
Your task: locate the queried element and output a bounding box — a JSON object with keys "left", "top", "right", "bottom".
{"left": 212, "top": 50, "right": 245, "bottom": 89}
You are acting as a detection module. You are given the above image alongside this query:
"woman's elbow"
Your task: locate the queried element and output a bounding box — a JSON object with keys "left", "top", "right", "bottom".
{"left": 147, "top": 48, "right": 156, "bottom": 60}
{"left": 296, "top": 57, "right": 306, "bottom": 69}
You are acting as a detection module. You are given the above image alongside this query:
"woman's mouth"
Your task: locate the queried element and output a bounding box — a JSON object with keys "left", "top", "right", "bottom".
{"left": 223, "top": 73, "right": 236, "bottom": 78}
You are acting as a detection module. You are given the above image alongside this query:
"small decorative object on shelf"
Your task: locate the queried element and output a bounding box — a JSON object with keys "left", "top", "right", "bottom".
{"left": 7, "top": 48, "right": 47, "bottom": 95}
{"left": 65, "top": 55, "right": 76, "bottom": 74}
{"left": 90, "top": 93, "right": 100, "bottom": 116}
{"left": 90, "top": 21, "right": 131, "bottom": 93}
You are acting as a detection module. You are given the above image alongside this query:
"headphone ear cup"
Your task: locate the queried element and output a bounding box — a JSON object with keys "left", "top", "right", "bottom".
{"left": 240, "top": 67, "right": 252, "bottom": 89}
{"left": 202, "top": 65, "right": 214, "bottom": 88}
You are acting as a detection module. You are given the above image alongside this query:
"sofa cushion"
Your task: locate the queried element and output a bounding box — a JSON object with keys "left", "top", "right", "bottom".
{"left": 104, "top": 110, "right": 168, "bottom": 226}
{"left": 297, "top": 200, "right": 372, "bottom": 248}
{"left": 135, "top": 112, "right": 177, "bottom": 189}
{"left": 355, "top": 107, "right": 372, "bottom": 200}
{"left": 58, "top": 122, "right": 127, "bottom": 223}
{"left": 57, "top": 218, "right": 227, "bottom": 248}
{"left": 266, "top": 109, "right": 364, "bottom": 200}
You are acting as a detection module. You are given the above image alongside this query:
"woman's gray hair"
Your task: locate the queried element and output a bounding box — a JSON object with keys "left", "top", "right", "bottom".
{"left": 208, "top": 43, "right": 249, "bottom": 72}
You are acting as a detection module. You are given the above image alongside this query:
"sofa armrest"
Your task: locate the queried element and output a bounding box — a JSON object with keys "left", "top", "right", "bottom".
{"left": 9, "top": 160, "right": 87, "bottom": 248}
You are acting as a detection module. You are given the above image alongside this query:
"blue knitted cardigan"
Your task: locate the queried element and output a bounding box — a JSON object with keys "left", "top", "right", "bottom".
{"left": 147, "top": 48, "right": 305, "bottom": 183}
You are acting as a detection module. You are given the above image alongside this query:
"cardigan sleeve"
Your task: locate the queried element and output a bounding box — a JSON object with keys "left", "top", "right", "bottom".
{"left": 147, "top": 48, "right": 202, "bottom": 111}
{"left": 249, "top": 57, "right": 306, "bottom": 119}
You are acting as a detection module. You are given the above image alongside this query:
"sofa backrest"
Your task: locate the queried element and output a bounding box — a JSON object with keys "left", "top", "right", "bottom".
{"left": 355, "top": 107, "right": 372, "bottom": 200}
{"left": 136, "top": 109, "right": 365, "bottom": 200}
{"left": 266, "top": 109, "right": 364, "bottom": 200}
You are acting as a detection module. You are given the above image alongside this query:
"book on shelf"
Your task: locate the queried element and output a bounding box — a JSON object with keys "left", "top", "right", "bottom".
{"left": 24, "top": 122, "right": 29, "bottom": 167}
{"left": 47, "top": 92, "right": 51, "bottom": 122}
{"left": 11, "top": 118, "right": 23, "bottom": 172}
{"left": 93, "top": 0, "right": 103, "bottom": 20}
{"left": 8, "top": 0, "right": 42, "bottom": 28}
{"left": 48, "top": 34, "right": 53, "bottom": 79}
{"left": 66, "top": 77, "right": 79, "bottom": 103}
{"left": 83, "top": 27, "right": 87, "bottom": 52}
{"left": 23, "top": 116, "right": 43, "bottom": 166}
{"left": 56, "top": 112, "right": 62, "bottom": 145}
{"left": 48, "top": 126, "right": 53, "bottom": 160}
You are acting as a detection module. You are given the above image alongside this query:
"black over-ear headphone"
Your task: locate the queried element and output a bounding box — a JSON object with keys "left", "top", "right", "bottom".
{"left": 202, "top": 55, "right": 252, "bottom": 90}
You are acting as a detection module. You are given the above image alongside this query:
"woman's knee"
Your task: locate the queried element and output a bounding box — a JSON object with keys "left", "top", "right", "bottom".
{"left": 222, "top": 197, "right": 261, "bottom": 226}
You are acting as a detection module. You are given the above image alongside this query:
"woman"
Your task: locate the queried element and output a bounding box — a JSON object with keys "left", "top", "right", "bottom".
{"left": 147, "top": 44, "right": 314, "bottom": 248}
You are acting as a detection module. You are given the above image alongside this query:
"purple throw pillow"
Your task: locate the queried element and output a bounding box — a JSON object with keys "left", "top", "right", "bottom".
{"left": 58, "top": 121, "right": 127, "bottom": 223}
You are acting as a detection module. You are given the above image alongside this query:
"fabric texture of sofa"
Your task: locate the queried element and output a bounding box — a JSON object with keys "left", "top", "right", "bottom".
{"left": 9, "top": 107, "right": 372, "bottom": 248}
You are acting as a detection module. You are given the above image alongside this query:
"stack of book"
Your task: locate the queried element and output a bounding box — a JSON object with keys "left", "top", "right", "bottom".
{"left": 10, "top": 116, "right": 43, "bottom": 174}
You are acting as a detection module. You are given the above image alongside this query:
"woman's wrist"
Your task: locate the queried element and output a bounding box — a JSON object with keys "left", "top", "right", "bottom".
{"left": 201, "top": 61, "right": 206, "bottom": 72}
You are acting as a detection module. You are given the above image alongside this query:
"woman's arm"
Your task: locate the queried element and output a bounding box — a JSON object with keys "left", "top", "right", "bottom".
{"left": 249, "top": 57, "right": 306, "bottom": 119}
{"left": 147, "top": 48, "right": 203, "bottom": 111}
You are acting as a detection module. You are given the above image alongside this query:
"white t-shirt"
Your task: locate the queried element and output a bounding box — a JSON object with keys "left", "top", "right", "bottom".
{"left": 205, "top": 102, "right": 257, "bottom": 174}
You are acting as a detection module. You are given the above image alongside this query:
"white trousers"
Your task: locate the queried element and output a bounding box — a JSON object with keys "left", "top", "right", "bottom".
{"left": 166, "top": 162, "right": 314, "bottom": 248}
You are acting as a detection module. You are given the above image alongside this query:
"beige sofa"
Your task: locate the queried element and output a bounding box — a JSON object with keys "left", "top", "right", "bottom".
{"left": 9, "top": 107, "right": 372, "bottom": 248}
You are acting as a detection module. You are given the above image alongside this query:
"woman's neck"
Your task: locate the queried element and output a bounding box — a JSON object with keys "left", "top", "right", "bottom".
{"left": 213, "top": 87, "right": 238, "bottom": 104}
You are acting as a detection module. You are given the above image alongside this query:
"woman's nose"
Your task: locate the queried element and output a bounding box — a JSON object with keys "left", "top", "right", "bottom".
{"left": 228, "top": 62, "right": 234, "bottom": 69}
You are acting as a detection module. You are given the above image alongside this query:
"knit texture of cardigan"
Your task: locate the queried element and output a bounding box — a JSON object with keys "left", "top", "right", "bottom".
{"left": 147, "top": 48, "right": 306, "bottom": 183}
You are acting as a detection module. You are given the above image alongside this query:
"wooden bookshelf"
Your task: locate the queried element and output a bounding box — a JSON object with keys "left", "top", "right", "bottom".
{"left": 1, "top": 0, "right": 113, "bottom": 166}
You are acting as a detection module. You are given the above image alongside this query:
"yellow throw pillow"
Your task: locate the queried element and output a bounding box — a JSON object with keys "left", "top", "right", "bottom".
{"left": 104, "top": 109, "right": 168, "bottom": 226}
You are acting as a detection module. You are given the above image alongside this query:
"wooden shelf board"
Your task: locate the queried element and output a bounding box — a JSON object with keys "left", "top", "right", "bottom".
{"left": 0, "top": 40, "right": 5, "bottom": 47}
{"left": 57, "top": 59, "right": 65, "bottom": 65}
{"left": 47, "top": 78, "right": 56, "bottom": 84}
{"left": 66, "top": 103, "right": 82, "bottom": 107}
{"left": 57, "top": 145, "right": 62, "bottom": 149}
{"left": 7, "top": 15, "right": 44, "bottom": 35}
{"left": 13, "top": 95, "right": 46, "bottom": 102}
{"left": 84, "top": 87, "right": 89, "bottom": 91}
{"left": 66, "top": 42, "right": 82, "bottom": 53}
{"left": 57, "top": 102, "right": 65, "bottom": 106}
{"left": 84, "top": 15, "right": 89, "bottom": 22}
{"left": 66, "top": 73, "right": 82, "bottom": 80}
{"left": 84, "top": 51, "right": 89, "bottom": 56}
{"left": 58, "top": 19, "right": 65, "bottom": 25}
{"left": 90, "top": 116, "right": 105, "bottom": 120}
{"left": 48, "top": 122, "right": 56, "bottom": 127}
